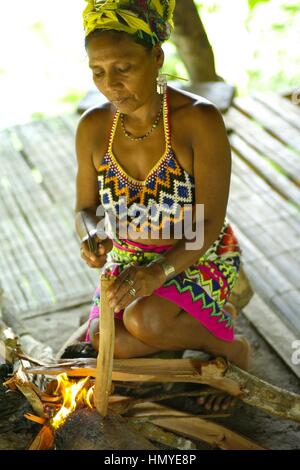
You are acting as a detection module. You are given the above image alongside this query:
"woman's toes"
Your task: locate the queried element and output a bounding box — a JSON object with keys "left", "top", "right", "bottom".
{"left": 197, "top": 393, "right": 240, "bottom": 411}
{"left": 213, "top": 395, "right": 225, "bottom": 411}
{"left": 221, "top": 397, "right": 237, "bottom": 410}
{"left": 197, "top": 396, "right": 205, "bottom": 405}
{"left": 204, "top": 394, "right": 216, "bottom": 410}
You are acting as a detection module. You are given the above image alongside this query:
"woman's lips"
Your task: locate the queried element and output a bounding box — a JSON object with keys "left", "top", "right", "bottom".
{"left": 112, "top": 97, "right": 129, "bottom": 105}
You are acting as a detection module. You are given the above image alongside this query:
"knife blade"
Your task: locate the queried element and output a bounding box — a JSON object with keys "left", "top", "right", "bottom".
{"left": 80, "top": 212, "right": 99, "bottom": 256}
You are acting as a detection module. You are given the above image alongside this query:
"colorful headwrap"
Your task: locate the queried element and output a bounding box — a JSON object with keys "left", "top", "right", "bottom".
{"left": 83, "top": 0, "right": 176, "bottom": 46}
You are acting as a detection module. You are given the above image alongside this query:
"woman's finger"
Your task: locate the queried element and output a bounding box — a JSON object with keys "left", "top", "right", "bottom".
{"left": 113, "top": 285, "right": 142, "bottom": 312}
{"left": 81, "top": 249, "right": 106, "bottom": 268}
{"left": 107, "top": 268, "right": 136, "bottom": 301}
{"left": 97, "top": 244, "right": 106, "bottom": 256}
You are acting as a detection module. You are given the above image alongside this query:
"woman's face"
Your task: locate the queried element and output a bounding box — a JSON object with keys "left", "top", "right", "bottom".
{"left": 86, "top": 32, "right": 164, "bottom": 112}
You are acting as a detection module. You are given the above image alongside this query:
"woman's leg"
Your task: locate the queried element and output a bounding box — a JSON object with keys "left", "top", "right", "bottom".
{"left": 89, "top": 317, "right": 161, "bottom": 359}
{"left": 122, "top": 295, "right": 250, "bottom": 410}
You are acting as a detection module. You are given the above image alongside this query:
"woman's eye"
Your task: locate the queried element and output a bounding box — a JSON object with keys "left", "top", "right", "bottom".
{"left": 118, "top": 65, "right": 131, "bottom": 73}
{"left": 93, "top": 71, "right": 104, "bottom": 78}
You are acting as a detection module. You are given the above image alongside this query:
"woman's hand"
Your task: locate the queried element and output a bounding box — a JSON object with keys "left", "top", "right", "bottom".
{"left": 80, "top": 237, "right": 112, "bottom": 269}
{"left": 106, "top": 263, "right": 166, "bottom": 313}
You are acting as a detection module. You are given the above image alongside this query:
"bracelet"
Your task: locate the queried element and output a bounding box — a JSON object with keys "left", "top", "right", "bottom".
{"left": 148, "top": 256, "right": 176, "bottom": 282}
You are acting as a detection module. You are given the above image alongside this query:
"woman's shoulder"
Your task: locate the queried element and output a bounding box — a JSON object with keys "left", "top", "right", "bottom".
{"left": 169, "top": 85, "right": 221, "bottom": 119}
{"left": 168, "top": 86, "right": 226, "bottom": 142}
{"left": 76, "top": 101, "right": 115, "bottom": 148}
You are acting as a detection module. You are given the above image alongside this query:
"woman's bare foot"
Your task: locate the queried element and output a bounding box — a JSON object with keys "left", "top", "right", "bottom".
{"left": 224, "top": 302, "right": 238, "bottom": 321}
{"left": 197, "top": 335, "right": 251, "bottom": 411}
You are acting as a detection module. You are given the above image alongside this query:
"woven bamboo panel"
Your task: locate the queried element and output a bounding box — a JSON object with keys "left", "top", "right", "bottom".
{"left": 227, "top": 95, "right": 300, "bottom": 334}
{"left": 0, "top": 116, "right": 98, "bottom": 319}
{"left": 233, "top": 95, "right": 300, "bottom": 152}
{"left": 253, "top": 92, "right": 300, "bottom": 131}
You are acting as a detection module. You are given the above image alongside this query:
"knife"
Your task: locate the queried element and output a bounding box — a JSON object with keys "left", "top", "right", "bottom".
{"left": 80, "top": 212, "right": 99, "bottom": 256}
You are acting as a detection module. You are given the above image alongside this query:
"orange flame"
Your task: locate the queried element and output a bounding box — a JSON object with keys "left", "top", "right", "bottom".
{"left": 50, "top": 373, "right": 93, "bottom": 430}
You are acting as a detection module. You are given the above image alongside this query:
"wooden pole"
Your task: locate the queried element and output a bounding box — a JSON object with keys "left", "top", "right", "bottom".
{"left": 93, "top": 275, "right": 116, "bottom": 416}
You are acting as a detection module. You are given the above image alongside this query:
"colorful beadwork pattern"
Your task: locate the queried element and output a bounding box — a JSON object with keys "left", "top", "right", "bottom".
{"left": 98, "top": 92, "right": 196, "bottom": 234}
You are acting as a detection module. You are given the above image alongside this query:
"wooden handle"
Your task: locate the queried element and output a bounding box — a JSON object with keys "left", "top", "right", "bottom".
{"left": 93, "top": 275, "right": 116, "bottom": 416}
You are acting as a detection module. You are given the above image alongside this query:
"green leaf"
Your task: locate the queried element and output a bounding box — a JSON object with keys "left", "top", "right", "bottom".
{"left": 5, "top": 338, "right": 18, "bottom": 349}
{"left": 248, "top": 0, "right": 271, "bottom": 11}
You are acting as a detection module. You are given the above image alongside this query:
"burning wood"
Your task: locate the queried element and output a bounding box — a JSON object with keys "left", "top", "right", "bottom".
{"left": 1, "top": 302, "right": 299, "bottom": 450}
{"left": 49, "top": 374, "right": 93, "bottom": 430}
{"left": 24, "top": 356, "right": 300, "bottom": 424}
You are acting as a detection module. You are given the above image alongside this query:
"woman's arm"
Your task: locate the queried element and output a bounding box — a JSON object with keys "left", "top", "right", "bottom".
{"left": 75, "top": 109, "right": 112, "bottom": 267}
{"left": 151, "top": 102, "right": 232, "bottom": 281}
{"left": 75, "top": 110, "right": 103, "bottom": 239}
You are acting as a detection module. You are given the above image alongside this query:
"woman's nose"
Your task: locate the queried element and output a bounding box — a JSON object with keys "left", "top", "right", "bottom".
{"left": 105, "top": 72, "right": 123, "bottom": 93}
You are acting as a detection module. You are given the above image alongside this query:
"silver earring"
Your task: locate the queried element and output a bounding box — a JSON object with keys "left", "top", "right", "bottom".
{"left": 156, "top": 74, "right": 167, "bottom": 95}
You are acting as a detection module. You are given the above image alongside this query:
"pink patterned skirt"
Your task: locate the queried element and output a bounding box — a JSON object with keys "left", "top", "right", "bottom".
{"left": 86, "top": 221, "right": 242, "bottom": 343}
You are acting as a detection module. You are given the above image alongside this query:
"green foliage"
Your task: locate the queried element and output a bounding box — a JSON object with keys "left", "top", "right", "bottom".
{"left": 193, "top": 0, "right": 300, "bottom": 95}
{"left": 271, "top": 23, "right": 286, "bottom": 31}
{"left": 31, "top": 112, "right": 46, "bottom": 120}
{"left": 60, "top": 90, "right": 85, "bottom": 105}
{"left": 280, "top": 2, "right": 300, "bottom": 13}
{"left": 248, "top": 0, "right": 271, "bottom": 11}
{"left": 30, "top": 21, "right": 52, "bottom": 47}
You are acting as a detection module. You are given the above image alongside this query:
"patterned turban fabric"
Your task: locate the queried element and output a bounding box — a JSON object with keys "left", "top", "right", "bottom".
{"left": 83, "top": 0, "right": 176, "bottom": 46}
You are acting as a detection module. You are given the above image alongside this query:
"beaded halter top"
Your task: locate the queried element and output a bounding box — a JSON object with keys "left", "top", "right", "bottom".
{"left": 97, "top": 91, "right": 196, "bottom": 235}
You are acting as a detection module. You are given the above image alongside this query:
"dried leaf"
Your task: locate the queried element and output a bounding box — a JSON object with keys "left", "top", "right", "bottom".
{"left": 39, "top": 393, "right": 62, "bottom": 403}
{"left": 3, "top": 376, "right": 18, "bottom": 390}
{"left": 24, "top": 413, "right": 46, "bottom": 425}
{"left": 14, "top": 367, "right": 45, "bottom": 417}
{"left": 27, "top": 426, "right": 54, "bottom": 450}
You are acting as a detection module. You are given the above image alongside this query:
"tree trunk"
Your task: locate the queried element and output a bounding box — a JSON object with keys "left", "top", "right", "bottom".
{"left": 172, "top": 0, "right": 222, "bottom": 83}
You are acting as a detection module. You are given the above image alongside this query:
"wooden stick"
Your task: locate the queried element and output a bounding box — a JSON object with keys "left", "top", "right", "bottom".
{"left": 130, "top": 421, "right": 197, "bottom": 450}
{"left": 27, "top": 358, "right": 300, "bottom": 424}
{"left": 93, "top": 275, "right": 116, "bottom": 417}
{"left": 128, "top": 402, "right": 266, "bottom": 450}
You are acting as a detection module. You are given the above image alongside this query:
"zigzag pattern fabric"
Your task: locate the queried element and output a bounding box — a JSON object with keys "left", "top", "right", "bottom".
{"left": 86, "top": 225, "right": 242, "bottom": 343}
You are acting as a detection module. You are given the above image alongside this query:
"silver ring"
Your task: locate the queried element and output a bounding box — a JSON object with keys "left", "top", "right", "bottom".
{"left": 129, "top": 287, "right": 137, "bottom": 297}
{"left": 125, "top": 278, "right": 134, "bottom": 287}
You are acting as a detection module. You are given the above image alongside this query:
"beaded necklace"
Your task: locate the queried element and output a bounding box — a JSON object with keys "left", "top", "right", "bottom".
{"left": 120, "top": 94, "right": 164, "bottom": 142}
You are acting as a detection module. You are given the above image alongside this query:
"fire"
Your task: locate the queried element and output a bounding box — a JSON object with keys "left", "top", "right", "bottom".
{"left": 50, "top": 373, "right": 94, "bottom": 430}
